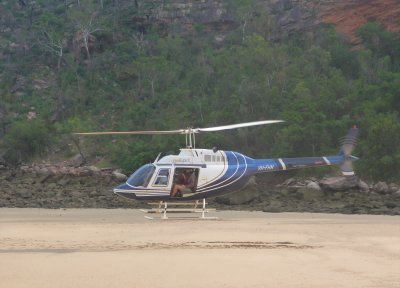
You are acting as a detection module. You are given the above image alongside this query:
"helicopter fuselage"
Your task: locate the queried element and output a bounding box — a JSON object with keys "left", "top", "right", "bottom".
{"left": 113, "top": 148, "right": 350, "bottom": 201}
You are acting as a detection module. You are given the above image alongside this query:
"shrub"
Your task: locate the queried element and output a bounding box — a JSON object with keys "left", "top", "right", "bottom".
{"left": 3, "top": 119, "right": 50, "bottom": 164}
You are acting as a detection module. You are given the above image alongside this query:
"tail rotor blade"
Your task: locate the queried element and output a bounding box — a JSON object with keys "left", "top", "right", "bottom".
{"left": 338, "top": 126, "right": 359, "bottom": 177}
{"left": 339, "top": 126, "right": 359, "bottom": 156}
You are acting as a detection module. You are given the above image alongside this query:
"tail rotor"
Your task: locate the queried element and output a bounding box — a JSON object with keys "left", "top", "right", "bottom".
{"left": 339, "top": 126, "right": 359, "bottom": 176}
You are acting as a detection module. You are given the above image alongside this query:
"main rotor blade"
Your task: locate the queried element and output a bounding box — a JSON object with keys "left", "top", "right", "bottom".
{"left": 73, "top": 120, "right": 284, "bottom": 136}
{"left": 73, "top": 130, "right": 185, "bottom": 136}
{"left": 197, "top": 120, "right": 284, "bottom": 132}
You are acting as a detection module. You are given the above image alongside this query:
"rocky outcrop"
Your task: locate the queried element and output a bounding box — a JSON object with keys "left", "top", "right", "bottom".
{"left": 1, "top": 164, "right": 399, "bottom": 215}
{"left": 0, "top": 165, "right": 135, "bottom": 209}
{"left": 320, "top": 176, "right": 358, "bottom": 191}
{"left": 129, "top": 0, "right": 400, "bottom": 44}
{"left": 319, "top": 0, "right": 400, "bottom": 44}
{"left": 215, "top": 176, "right": 400, "bottom": 215}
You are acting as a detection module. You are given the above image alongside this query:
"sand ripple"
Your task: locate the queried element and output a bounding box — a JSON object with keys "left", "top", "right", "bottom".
{"left": 0, "top": 237, "right": 316, "bottom": 253}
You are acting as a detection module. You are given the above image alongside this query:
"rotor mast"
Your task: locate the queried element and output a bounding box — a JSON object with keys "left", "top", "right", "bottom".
{"left": 184, "top": 128, "right": 198, "bottom": 148}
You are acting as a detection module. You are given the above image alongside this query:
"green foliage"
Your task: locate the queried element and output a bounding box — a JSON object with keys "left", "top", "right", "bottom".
{"left": 357, "top": 22, "right": 399, "bottom": 62}
{"left": 1, "top": 2, "right": 399, "bottom": 180}
{"left": 2, "top": 119, "right": 50, "bottom": 164}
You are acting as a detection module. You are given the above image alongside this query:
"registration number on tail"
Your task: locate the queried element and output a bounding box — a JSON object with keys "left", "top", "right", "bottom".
{"left": 258, "top": 165, "right": 275, "bottom": 171}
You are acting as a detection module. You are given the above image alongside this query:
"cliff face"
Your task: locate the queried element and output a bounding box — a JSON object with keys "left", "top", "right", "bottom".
{"left": 138, "top": 0, "right": 400, "bottom": 43}
{"left": 318, "top": 0, "right": 400, "bottom": 43}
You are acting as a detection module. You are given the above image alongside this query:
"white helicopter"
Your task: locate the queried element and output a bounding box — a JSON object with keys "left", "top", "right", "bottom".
{"left": 75, "top": 120, "right": 358, "bottom": 218}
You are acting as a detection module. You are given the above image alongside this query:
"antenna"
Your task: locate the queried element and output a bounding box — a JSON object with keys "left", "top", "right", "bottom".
{"left": 154, "top": 152, "right": 162, "bottom": 163}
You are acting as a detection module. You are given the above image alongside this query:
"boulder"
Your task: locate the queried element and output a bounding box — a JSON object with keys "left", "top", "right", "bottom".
{"left": 112, "top": 171, "right": 128, "bottom": 181}
{"left": 306, "top": 181, "right": 321, "bottom": 191}
{"left": 373, "top": 182, "right": 389, "bottom": 194}
{"left": 358, "top": 180, "right": 370, "bottom": 192}
{"left": 320, "top": 176, "right": 358, "bottom": 191}
{"left": 88, "top": 166, "right": 101, "bottom": 175}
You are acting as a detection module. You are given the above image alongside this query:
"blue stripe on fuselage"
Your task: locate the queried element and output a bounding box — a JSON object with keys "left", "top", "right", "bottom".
{"left": 196, "top": 151, "right": 252, "bottom": 192}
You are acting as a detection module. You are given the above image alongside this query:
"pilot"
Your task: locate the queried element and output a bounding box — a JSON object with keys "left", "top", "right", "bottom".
{"left": 171, "top": 169, "right": 196, "bottom": 197}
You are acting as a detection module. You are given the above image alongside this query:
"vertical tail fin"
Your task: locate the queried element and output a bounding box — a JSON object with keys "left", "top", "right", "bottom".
{"left": 339, "top": 126, "right": 359, "bottom": 176}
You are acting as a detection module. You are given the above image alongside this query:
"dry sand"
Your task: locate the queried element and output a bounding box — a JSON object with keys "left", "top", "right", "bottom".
{"left": 0, "top": 208, "right": 399, "bottom": 288}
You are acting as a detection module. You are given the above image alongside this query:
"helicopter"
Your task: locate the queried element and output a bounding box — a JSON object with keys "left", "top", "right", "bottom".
{"left": 74, "top": 120, "right": 359, "bottom": 204}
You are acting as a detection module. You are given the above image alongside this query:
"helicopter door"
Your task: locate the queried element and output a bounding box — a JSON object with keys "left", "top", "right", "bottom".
{"left": 151, "top": 168, "right": 171, "bottom": 189}
{"left": 172, "top": 168, "right": 199, "bottom": 196}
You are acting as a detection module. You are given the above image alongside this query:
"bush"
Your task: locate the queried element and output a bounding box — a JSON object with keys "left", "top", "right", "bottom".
{"left": 3, "top": 119, "right": 50, "bottom": 164}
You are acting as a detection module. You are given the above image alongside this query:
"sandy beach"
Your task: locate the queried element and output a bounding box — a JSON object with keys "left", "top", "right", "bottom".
{"left": 1, "top": 208, "right": 399, "bottom": 288}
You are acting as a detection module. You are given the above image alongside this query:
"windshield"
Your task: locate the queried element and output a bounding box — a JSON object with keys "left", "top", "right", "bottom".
{"left": 126, "top": 164, "right": 155, "bottom": 187}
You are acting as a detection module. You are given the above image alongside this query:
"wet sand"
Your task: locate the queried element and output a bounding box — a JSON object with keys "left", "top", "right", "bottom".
{"left": 1, "top": 208, "right": 399, "bottom": 288}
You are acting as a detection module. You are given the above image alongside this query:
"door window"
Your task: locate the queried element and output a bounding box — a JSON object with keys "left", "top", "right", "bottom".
{"left": 153, "top": 168, "right": 170, "bottom": 186}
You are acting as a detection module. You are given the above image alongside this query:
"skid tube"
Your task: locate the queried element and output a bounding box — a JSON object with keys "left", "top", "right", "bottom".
{"left": 140, "top": 198, "right": 218, "bottom": 220}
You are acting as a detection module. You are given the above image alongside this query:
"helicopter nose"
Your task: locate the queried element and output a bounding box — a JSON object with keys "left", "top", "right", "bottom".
{"left": 113, "top": 183, "right": 131, "bottom": 194}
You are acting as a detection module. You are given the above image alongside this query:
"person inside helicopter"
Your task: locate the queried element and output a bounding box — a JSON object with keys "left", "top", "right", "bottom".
{"left": 170, "top": 169, "right": 197, "bottom": 197}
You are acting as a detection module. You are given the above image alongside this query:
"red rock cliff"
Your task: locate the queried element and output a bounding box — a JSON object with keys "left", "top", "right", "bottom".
{"left": 316, "top": 0, "right": 400, "bottom": 43}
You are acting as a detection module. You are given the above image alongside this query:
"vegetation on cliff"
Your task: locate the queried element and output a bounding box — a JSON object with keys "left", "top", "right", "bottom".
{"left": 0, "top": 0, "right": 399, "bottom": 181}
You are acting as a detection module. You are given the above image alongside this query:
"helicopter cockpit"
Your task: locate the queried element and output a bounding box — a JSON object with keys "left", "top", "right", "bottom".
{"left": 126, "top": 164, "right": 155, "bottom": 187}
{"left": 126, "top": 163, "right": 200, "bottom": 196}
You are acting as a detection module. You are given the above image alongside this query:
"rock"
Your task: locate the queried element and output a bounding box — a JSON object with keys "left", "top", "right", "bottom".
{"left": 297, "top": 187, "right": 324, "bottom": 201}
{"left": 230, "top": 189, "right": 259, "bottom": 205}
{"left": 78, "top": 167, "right": 92, "bottom": 176}
{"left": 59, "top": 167, "right": 69, "bottom": 174}
{"left": 39, "top": 173, "right": 52, "bottom": 184}
{"left": 88, "top": 166, "right": 101, "bottom": 175}
{"left": 66, "top": 154, "right": 85, "bottom": 167}
{"left": 331, "top": 192, "right": 342, "bottom": 200}
{"left": 306, "top": 181, "right": 321, "bottom": 191}
{"left": 287, "top": 185, "right": 304, "bottom": 192}
{"left": 215, "top": 196, "right": 230, "bottom": 205}
{"left": 245, "top": 176, "right": 257, "bottom": 186}
{"left": 112, "top": 171, "right": 128, "bottom": 181}
{"left": 388, "top": 183, "right": 399, "bottom": 194}
{"left": 57, "top": 177, "right": 70, "bottom": 186}
{"left": 278, "top": 188, "right": 290, "bottom": 196}
{"left": 373, "top": 182, "right": 389, "bottom": 194}
{"left": 262, "top": 206, "right": 282, "bottom": 213}
{"left": 282, "top": 177, "right": 297, "bottom": 186}
{"left": 18, "top": 190, "right": 32, "bottom": 199}
{"left": 320, "top": 176, "right": 358, "bottom": 191}
{"left": 358, "top": 180, "right": 370, "bottom": 192}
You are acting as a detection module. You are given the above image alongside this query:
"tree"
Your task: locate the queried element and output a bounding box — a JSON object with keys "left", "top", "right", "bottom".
{"left": 68, "top": 0, "right": 101, "bottom": 61}
{"left": 36, "top": 12, "right": 67, "bottom": 70}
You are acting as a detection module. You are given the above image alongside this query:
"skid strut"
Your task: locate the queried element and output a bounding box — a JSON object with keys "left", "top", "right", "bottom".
{"left": 140, "top": 198, "right": 217, "bottom": 220}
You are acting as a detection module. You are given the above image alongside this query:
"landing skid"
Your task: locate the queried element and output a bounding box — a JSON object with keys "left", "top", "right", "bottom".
{"left": 140, "top": 198, "right": 218, "bottom": 220}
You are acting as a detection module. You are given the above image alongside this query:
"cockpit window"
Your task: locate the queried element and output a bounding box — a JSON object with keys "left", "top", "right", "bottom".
{"left": 126, "top": 164, "right": 155, "bottom": 187}
{"left": 153, "top": 168, "right": 170, "bottom": 186}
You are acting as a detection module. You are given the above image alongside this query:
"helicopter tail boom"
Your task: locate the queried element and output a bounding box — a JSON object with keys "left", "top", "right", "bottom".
{"left": 253, "top": 126, "right": 359, "bottom": 175}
